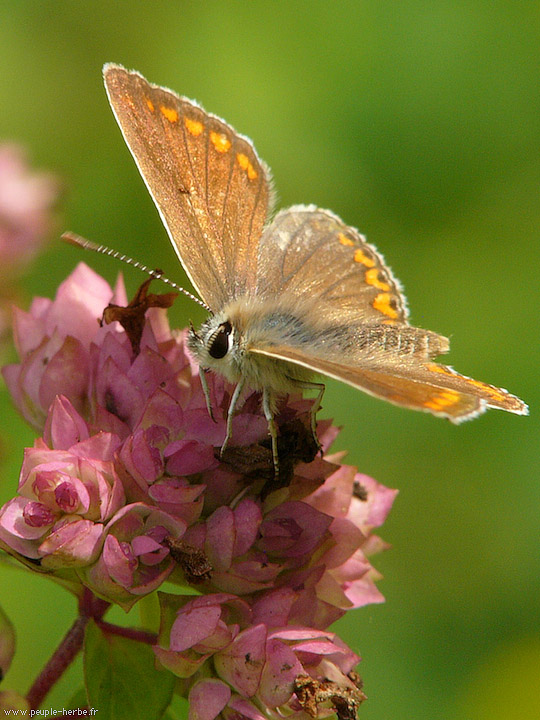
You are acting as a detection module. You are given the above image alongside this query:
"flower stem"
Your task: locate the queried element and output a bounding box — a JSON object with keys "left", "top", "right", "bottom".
{"left": 26, "top": 614, "right": 88, "bottom": 710}
{"left": 26, "top": 589, "right": 110, "bottom": 710}
{"left": 96, "top": 620, "right": 157, "bottom": 645}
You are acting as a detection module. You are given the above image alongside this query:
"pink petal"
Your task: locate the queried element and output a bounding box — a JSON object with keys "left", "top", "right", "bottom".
{"left": 321, "top": 517, "right": 364, "bottom": 569}
{"left": 135, "top": 387, "right": 184, "bottom": 432}
{"left": 348, "top": 474, "right": 398, "bottom": 530}
{"left": 95, "top": 356, "right": 144, "bottom": 429}
{"left": 205, "top": 507, "right": 235, "bottom": 571}
{"left": 305, "top": 464, "right": 355, "bottom": 517}
{"left": 11, "top": 304, "right": 49, "bottom": 355}
{"left": 102, "top": 534, "right": 136, "bottom": 587}
{"left": 269, "top": 628, "right": 336, "bottom": 642}
{"left": 38, "top": 336, "right": 90, "bottom": 414}
{"left": 165, "top": 438, "right": 217, "bottom": 476}
{"left": 0, "top": 497, "right": 48, "bottom": 540}
{"left": 251, "top": 588, "right": 297, "bottom": 628}
{"left": 44, "top": 263, "right": 114, "bottom": 345}
{"left": 227, "top": 697, "right": 267, "bottom": 720}
{"left": 21, "top": 501, "right": 54, "bottom": 528}
{"left": 128, "top": 346, "right": 177, "bottom": 396}
{"left": 69, "top": 432, "right": 122, "bottom": 462}
{"left": 232, "top": 499, "right": 261, "bottom": 557}
{"left": 214, "top": 624, "right": 267, "bottom": 697}
{"left": 258, "top": 638, "right": 302, "bottom": 707}
{"left": 211, "top": 559, "right": 280, "bottom": 595}
{"left": 148, "top": 479, "right": 204, "bottom": 526}
{"left": 188, "top": 679, "right": 231, "bottom": 720}
{"left": 120, "top": 427, "right": 166, "bottom": 484}
{"left": 259, "top": 502, "right": 332, "bottom": 557}
{"left": 39, "top": 518, "right": 104, "bottom": 568}
{"left": 43, "top": 395, "right": 90, "bottom": 450}
{"left": 170, "top": 606, "right": 222, "bottom": 652}
{"left": 153, "top": 645, "right": 210, "bottom": 678}
{"left": 54, "top": 482, "right": 80, "bottom": 513}
{"left": 131, "top": 534, "right": 162, "bottom": 555}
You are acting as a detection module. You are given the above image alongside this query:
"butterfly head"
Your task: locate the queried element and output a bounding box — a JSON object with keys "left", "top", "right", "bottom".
{"left": 187, "top": 312, "right": 243, "bottom": 383}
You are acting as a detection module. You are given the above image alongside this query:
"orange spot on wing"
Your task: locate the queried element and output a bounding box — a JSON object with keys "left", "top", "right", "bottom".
{"left": 210, "top": 131, "right": 232, "bottom": 153}
{"left": 365, "top": 268, "right": 390, "bottom": 291}
{"left": 423, "top": 390, "right": 461, "bottom": 411}
{"left": 160, "top": 105, "right": 179, "bottom": 123}
{"left": 145, "top": 98, "right": 155, "bottom": 112}
{"left": 338, "top": 232, "right": 355, "bottom": 247}
{"left": 466, "top": 379, "right": 508, "bottom": 403}
{"left": 185, "top": 117, "right": 204, "bottom": 136}
{"left": 237, "top": 153, "right": 258, "bottom": 180}
{"left": 426, "top": 363, "right": 514, "bottom": 405}
{"left": 354, "top": 248, "right": 375, "bottom": 267}
{"left": 373, "top": 292, "right": 399, "bottom": 319}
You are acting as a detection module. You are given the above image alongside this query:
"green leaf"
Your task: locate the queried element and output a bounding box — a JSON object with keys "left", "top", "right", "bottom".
{"left": 138, "top": 591, "right": 161, "bottom": 634}
{"left": 84, "top": 620, "right": 175, "bottom": 720}
{"left": 65, "top": 687, "right": 89, "bottom": 710}
{"left": 163, "top": 694, "right": 189, "bottom": 720}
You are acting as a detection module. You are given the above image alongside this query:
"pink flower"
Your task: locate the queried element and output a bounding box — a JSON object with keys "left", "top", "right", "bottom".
{"left": 0, "top": 409, "right": 124, "bottom": 569}
{"left": 1, "top": 264, "right": 397, "bottom": 709}
{"left": 0, "top": 144, "right": 59, "bottom": 268}
{"left": 257, "top": 627, "right": 360, "bottom": 707}
{"left": 182, "top": 466, "right": 396, "bottom": 628}
{"left": 183, "top": 499, "right": 281, "bottom": 596}
{"left": 167, "top": 622, "right": 365, "bottom": 718}
{"left": 2, "top": 263, "right": 124, "bottom": 430}
{"left": 188, "top": 680, "right": 231, "bottom": 720}
{"left": 79, "top": 503, "right": 186, "bottom": 609}
{"left": 155, "top": 592, "right": 252, "bottom": 678}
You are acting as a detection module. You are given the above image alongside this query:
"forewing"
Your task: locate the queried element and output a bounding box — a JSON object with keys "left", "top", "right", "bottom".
{"left": 249, "top": 345, "right": 528, "bottom": 421}
{"left": 256, "top": 205, "right": 408, "bottom": 324}
{"left": 104, "top": 64, "right": 272, "bottom": 310}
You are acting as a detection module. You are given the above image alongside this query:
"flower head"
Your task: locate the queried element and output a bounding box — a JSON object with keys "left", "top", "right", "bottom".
{"left": 0, "top": 143, "right": 59, "bottom": 268}
{"left": 0, "top": 402, "right": 124, "bottom": 569}
{"left": 0, "top": 143, "right": 60, "bottom": 357}
{"left": 1, "top": 264, "right": 397, "bottom": 713}
{"left": 79, "top": 503, "right": 186, "bottom": 609}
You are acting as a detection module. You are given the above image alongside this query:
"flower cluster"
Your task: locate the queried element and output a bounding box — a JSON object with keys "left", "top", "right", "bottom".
{"left": 0, "top": 264, "right": 396, "bottom": 718}
{"left": 0, "top": 143, "right": 60, "bottom": 354}
{"left": 0, "top": 144, "right": 59, "bottom": 268}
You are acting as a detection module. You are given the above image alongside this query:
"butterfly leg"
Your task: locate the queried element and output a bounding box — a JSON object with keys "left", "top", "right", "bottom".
{"left": 220, "top": 378, "right": 246, "bottom": 458}
{"left": 262, "top": 387, "right": 280, "bottom": 478}
{"left": 199, "top": 367, "right": 215, "bottom": 422}
{"left": 288, "top": 379, "right": 325, "bottom": 454}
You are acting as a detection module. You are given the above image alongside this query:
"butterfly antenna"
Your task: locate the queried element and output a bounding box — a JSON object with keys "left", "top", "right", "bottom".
{"left": 61, "top": 231, "right": 211, "bottom": 312}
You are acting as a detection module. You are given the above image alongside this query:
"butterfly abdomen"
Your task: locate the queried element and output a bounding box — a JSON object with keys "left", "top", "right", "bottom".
{"left": 236, "top": 297, "right": 450, "bottom": 364}
{"left": 348, "top": 325, "right": 450, "bottom": 360}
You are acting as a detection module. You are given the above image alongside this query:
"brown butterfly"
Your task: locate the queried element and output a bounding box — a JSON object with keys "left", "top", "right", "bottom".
{"left": 102, "top": 63, "right": 527, "bottom": 474}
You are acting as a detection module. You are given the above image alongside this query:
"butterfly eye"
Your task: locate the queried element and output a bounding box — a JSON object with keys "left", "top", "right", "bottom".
{"left": 208, "top": 321, "right": 232, "bottom": 359}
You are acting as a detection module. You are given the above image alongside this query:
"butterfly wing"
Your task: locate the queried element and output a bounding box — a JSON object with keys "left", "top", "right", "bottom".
{"left": 256, "top": 205, "right": 409, "bottom": 324}
{"left": 104, "top": 63, "right": 273, "bottom": 310}
{"left": 251, "top": 205, "right": 527, "bottom": 418}
{"left": 250, "top": 344, "right": 528, "bottom": 421}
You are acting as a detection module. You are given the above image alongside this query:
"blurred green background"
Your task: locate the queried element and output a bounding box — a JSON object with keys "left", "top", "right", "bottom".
{"left": 0, "top": 2, "right": 538, "bottom": 718}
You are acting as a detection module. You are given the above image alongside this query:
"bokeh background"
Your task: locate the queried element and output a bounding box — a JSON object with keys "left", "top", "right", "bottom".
{"left": 0, "top": 2, "right": 538, "bottom": 719}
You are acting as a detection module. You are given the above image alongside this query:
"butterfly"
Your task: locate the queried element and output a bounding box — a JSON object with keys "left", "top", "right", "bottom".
{"left": 102, "top": 63, "right": 527, "bottom": 475}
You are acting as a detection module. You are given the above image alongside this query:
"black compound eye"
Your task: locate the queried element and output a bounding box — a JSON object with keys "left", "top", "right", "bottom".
{"left": 208, "top": 321, "right": 232, "bottom": 359}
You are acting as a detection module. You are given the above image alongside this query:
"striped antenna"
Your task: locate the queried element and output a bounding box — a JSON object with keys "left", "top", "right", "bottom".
{"left": 61, "top": 231, "right": 211, "bottom": 312}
